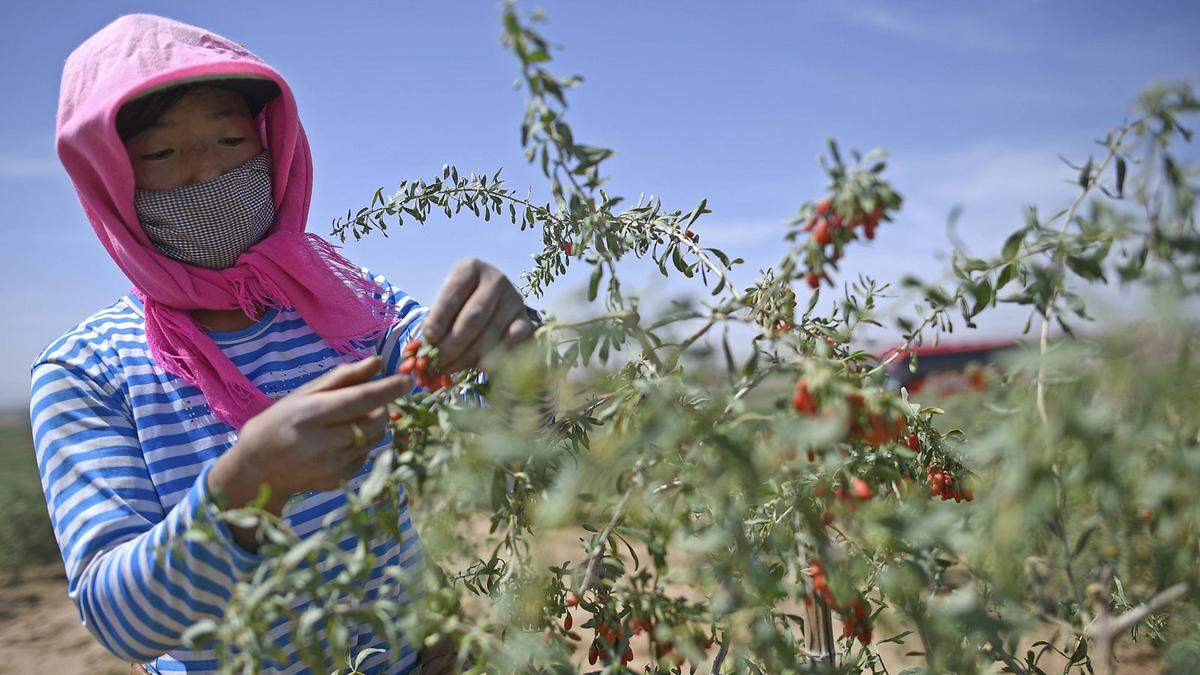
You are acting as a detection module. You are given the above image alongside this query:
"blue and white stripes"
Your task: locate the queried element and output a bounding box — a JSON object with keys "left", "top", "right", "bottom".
{"left": 29, "top": 267, "right": 428, "bottom": 674}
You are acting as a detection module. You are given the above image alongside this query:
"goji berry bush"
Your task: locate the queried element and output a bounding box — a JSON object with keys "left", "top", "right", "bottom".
{"left": 179, "top": 6, "right": 1200, "bottom": 674}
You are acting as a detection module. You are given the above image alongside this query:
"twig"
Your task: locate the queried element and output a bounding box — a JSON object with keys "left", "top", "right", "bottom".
{"left": 1036, "top": 123, "right": 1136, "bottom": 424}
{"left": 653, "top": 221, "right": 744, "bottom": 303}
{"left": 1090, "top": 565, "right": 1114, "bottom": 675}
{"left": 709, "top": 637, "right": 731, "bottom": 675}
{"left": 985, "top": 628, "right": 1027, "bottom": 675}
{"left": 864, "top": 312, "right": 939, "bottom": 377}
{"left": 1087, "top": 581, "right": 1190, "bottom": 638}
{"left": 575, "top": 489, "right": 635, "bottom": 594}
{"left": 549, "top": 310, "right": 635, "bottom": 331}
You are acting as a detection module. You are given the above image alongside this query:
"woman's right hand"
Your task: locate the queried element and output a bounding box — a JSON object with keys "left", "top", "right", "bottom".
{"left": 208, "top": 355, "right": 412, "bottom": 517}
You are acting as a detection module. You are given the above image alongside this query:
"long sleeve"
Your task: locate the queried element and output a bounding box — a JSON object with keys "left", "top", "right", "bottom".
{"left": 367, "top": 271, "right": 428, "bottom": 380}
{"left": 29, "top": 359, "right": 265, "bottom": 663}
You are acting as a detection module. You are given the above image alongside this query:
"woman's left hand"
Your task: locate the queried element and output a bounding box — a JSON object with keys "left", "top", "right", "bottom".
{"left": 420, "top": 257, "right": 535, "bottom": 373}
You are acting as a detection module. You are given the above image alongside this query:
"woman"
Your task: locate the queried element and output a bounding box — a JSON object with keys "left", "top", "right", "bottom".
{"left": 31, "top": 13, "right": 532, "bottom": 674}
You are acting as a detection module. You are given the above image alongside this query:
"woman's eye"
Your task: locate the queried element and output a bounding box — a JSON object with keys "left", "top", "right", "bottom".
{"left": 220, "top": 137, "right": 245, "bottom": 146}
{"left": 140, "top": 149, "right": 173, "bottom": 161}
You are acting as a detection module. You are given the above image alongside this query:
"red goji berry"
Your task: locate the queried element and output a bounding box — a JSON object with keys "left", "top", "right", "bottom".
{"left": 852, "top": 477, "right": 873, "bottom": 500}
{"left": 813, "top": 219, "right": 832, "bottom": 245}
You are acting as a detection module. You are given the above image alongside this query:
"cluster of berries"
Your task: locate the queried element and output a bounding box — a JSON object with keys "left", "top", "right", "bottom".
{"left": 562, "top": 590, "right": 713, "bottom": 668}
{"left": 926, "top": 466, "right": 973, "bottom": 502}
{"left": 559, "top": 591, "right": 633, "bottom": 666}
{"left": 398, "top": 339, "right": 452, "bottom": 392}
{"left": 801, "top": 197, "right": 889, "bottom": 289}
{"left": 805, "top": 197, "right": 885, "bottom": 241}
{"left": 845, "top": 391, "right": 905, "bottom": 446}
{"left": 813, "top": 477, "right": 875, "bottom": 525}
{"left": 793, "top": 378, "right": 906, "bottom": 449}
{"left": 840, "top": 596, "right": 873, "bottom": 645}
{"left": 792, "top": 379, "right": 818, "bottom": 414}
{"left": 631, "top": 616, "right": 689, "bottom": 667}
{"left": 808, "top": 559, "right": 873, "bottom": 645}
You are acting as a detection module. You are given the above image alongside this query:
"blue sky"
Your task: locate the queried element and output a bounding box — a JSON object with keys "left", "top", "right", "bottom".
{"left": 3, "top": 1, "right": 1198, "bottom": 408}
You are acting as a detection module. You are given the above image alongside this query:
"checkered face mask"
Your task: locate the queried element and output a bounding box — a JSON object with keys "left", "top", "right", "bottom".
{"left": 134, "top": 150, "right": 275, "bottom": 270}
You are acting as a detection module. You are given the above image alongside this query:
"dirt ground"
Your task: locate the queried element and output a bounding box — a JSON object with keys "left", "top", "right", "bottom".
{"left": 0, "top": 562, "right": 128, "bottom": 674}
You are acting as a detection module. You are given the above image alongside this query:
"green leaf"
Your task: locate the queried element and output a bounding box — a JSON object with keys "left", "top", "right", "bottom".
{"left": 357, "top": 450, "right": 394, "bottom": 505}
{"left": 580, "top": 333, "right": 599, "bottom": 366}
{"left": 969, "top": 280, "right": 993, "bottom": 316}
{"left": 1069, "top": 636, "right": 1089, "bottom": 664}
{"left": 181, "top": 619, "right": 218, "bottom": 648}
{"left": 722, "top": 333, "right": 736, "bottom": 377}
{"left": 708, "top": 247, "right": 732, "bottom": 268}
{"left": 684, "top": 198, "right": 709, "bottom": 228}
{"left": 281, "top": 535, "right": 324, "bottom": 570}
{"left": 961, "top": 257, "right": 991, "bottom": 273}
{"left": 1002, "top": 230, "right": 1024, "bottom": 261}
{"left": 1066, "top": 255, "right": 1105, "bottom": 281}
{"left": 1071, "top": 525, "right": 1098, "bottom": 559}
{"left": 587, "top": 265, "right": 603, "bottom": 301}
{"left": 996, "top": 263, "right": 1017, "bottom": 291}
{"left": 671, "top": 246, "right": 693, "bottom": 277}
{"left": 490, "top": 468, "right": 508, "bottom": 512}
{"left": 353, "top": 647, "right": 386, "bottom": 670}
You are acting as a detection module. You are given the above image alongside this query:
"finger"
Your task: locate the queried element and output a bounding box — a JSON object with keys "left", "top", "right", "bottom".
{"left": 309, "top": 373, "right": 413, "bottom": 425}
{"left": 340, "top": 437, "right": 377, "bottom": 481}
{"left": 292, "top": 355, "right": 382, "bottom": 396}
{"left": 443, "top": 299, "right": 522, "bottom": 373}
{"left": 306, "top": 402, "right": 388, "bottom": 445}
{"left": 421, "top": 259, "right": 483, "bottom": 346}
{"left": 502, "top": 314, "right": 535, "bottom": 349}
{"left": 480, "top": 316, "right": 535, "bottom": 372}
{"left": 346, "top": 412, "right": 391, "bottom": 475}
{"left": 335, "top": 405, "right": 390, "bottom": 455}
{"left": 435, "top": 276, "right": 506, "bottom": 369}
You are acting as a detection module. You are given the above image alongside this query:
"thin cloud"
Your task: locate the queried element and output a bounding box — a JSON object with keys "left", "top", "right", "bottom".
{"left": 890, "top": 141, "right": 1083, "bottom": 253}
{"left": 838, "top": 4, "right": 1017, "bottom": 55}
{"left": 0, "top": 153, "right": 62, "bottom": 179}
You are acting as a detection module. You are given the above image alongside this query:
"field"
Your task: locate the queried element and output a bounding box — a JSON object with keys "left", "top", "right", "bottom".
{"left": 0, "top": 411, "right": 126, "bottom": 673}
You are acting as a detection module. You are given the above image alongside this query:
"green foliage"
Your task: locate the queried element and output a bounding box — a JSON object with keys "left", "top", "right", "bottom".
{"left": 0, "top": 420, "right": 61, "bottom": 583}
{"left": 184, "top": 5, "right": 1199, "bottom": 674}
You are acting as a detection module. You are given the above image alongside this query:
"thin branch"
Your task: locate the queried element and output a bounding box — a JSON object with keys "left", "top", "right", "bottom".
{"left": 575, "top": 488, "right": 635, "bottom": 595}
{"left": 1088, "top": 581, "right": 1190, "bottom": 638}
{"left": 710, "top": 636, "right": 731, "bottom": 675}
{"left": 1036, "top": 123, "right": 1136, "bottom": 424}
{"left": 546, "top": 310, "right": 635, "bottom": 331}
{"left": 1091, "top": 566, "right": 1114, "bottom": 675}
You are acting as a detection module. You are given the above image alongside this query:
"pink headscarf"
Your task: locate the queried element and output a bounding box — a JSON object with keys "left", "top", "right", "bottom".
{"left": 55, "top": 14, "right": 398, "bottom": 430}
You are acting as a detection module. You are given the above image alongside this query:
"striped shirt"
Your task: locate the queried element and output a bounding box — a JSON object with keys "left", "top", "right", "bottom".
{"left": 28, "top": 267, "right": 431, "bottom": 674}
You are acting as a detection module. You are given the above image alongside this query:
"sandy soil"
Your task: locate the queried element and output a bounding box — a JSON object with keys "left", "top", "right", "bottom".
{"left": 0, "top": 562, "right": 128, "bottom": 675}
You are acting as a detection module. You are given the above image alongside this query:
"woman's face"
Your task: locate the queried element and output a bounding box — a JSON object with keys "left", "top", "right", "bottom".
{"left": 122, "top": 85, "right": 263, "bottom": 191}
